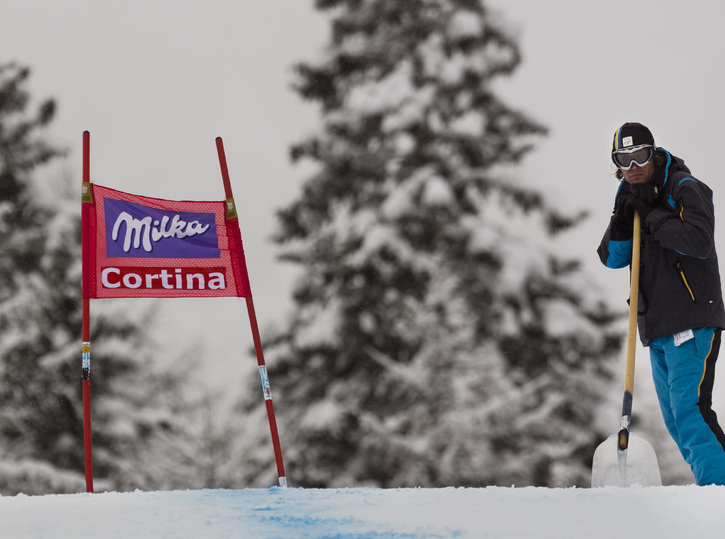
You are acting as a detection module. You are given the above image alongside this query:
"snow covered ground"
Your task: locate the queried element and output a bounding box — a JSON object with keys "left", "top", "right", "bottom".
{"left": 2, "top": 485, "right": 722, "bottom": 538}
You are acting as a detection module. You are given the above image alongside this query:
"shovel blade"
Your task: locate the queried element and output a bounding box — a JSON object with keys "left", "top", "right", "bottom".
{"left": 591, "top": 432, "right": 662, "bottom": 487}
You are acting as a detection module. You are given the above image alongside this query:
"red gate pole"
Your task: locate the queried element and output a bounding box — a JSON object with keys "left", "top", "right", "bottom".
{"left": 81, "top": 131, "right": 94, "bottom": 493}
{"left": 215, "top": 137, "right": 288, "bottom": 488}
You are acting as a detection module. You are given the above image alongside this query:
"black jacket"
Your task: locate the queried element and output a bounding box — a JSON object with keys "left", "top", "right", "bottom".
{"left": 598, "top": 148, "right": 725, "bottom": 345}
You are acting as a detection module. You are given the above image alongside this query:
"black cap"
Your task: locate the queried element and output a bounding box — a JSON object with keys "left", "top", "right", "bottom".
{"left": 612, "top": 122, "right": 655, "bottom": 153}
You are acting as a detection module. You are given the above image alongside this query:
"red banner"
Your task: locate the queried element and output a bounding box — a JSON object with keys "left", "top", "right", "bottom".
{"left": 82, "top": 183, "right": 251, "bottom": 299}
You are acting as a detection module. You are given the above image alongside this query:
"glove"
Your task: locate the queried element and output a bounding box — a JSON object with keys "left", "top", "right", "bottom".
{"left": 630, "top": 183, "right": 661, "bottom": 205}
{"left": 623, "top": 183, "right": 661, "bottom": 221}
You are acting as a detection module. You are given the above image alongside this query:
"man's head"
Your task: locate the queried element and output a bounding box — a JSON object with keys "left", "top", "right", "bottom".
{"left": 611, "top": 122, "right": 656, "bottom": 184}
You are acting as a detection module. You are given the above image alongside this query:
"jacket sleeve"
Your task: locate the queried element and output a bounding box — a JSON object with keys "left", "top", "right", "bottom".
{"left": 598, "top": 181, "right": 634, "bottom": 269}
{"left": 598, "top": 219, "right": 633, "bottom": 268}
{"left": 646, "top": 178, "right": 715, "bottom": 259}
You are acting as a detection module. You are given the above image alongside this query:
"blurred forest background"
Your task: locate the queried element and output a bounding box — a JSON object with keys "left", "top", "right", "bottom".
{"left": 0, "top": 0, "right": 697, "bottom": 494}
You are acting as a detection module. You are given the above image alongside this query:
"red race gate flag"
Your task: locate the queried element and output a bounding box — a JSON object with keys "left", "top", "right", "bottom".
{"left": 80, "top": 133, "right": 286, "bottom": 494}
{"left": 82, "top": 184, "right": 251, "bottom": 299}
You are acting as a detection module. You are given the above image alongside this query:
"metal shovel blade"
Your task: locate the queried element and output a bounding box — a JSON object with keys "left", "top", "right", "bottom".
{"left": 591, "top": 432, "right": 662, "bottom": 487}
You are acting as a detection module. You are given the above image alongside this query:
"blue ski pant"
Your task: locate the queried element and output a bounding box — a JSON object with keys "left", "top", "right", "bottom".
{"left": 649, "top": 327, "right": 725, "bottom": 485}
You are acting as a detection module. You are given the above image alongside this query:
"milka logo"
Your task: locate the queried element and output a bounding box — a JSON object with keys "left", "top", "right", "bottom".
{"left": 112, "top": 212, "right": 210, "bottom": 253}
{"left": 104, "top": 198, "right": 220, "bottom": 259}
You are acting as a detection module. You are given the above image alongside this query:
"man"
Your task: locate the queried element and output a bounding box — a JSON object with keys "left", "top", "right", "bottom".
{"left": 598, "top": 122, "right": 725, "bottom": 485}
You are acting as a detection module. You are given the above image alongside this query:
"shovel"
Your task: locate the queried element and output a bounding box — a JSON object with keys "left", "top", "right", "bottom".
{"left": 591, "top": 211, "right": 662, "bottom": 487}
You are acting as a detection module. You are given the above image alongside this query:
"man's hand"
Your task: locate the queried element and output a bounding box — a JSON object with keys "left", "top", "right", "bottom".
{"left": 623, "top": 183, "right": 660, "bottom": 221}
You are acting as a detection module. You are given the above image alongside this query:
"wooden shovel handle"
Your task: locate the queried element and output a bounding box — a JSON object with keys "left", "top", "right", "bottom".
{"left": 618, "top": 211, "right": 641, "bottom": 450}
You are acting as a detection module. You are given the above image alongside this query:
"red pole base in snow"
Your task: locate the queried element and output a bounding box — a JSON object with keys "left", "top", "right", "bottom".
{"left": 265, "top": 399, "right": 287, "bottom": 488}
{"left": 83, "top": 379, "right": 93, "bottom": 493}
{"left": 246, "top": 296, "right": 287, "bottom": 487}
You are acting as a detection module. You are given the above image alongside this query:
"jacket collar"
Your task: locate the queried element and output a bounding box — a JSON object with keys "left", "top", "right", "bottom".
{"left": 652, "top": 147, "right": 672, "bottom": 189}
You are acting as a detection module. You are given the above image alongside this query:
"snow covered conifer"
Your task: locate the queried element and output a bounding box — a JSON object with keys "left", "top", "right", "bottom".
{"left": 247, "top": 0, "right": 622, "bottom": 487}
{"left": 0, "top": 61, "right": 199, "bottom": 494}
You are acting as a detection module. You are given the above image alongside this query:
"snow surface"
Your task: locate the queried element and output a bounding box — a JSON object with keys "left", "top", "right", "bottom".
{"left": 3, "top": 485, "right": 723, "bottom": 538}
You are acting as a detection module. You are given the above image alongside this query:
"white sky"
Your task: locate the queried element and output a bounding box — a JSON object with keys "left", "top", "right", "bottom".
{"left": 3, "top": 0, "right": 725, "bottom": 412}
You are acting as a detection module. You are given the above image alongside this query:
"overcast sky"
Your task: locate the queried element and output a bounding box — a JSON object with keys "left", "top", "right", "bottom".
{"left": 3, "top": 0, "right": 725, "bottom": 404}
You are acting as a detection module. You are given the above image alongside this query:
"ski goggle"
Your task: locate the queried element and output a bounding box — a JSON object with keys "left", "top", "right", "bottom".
{"left": 611, "top": 144, "right": 654, "bottom": 170}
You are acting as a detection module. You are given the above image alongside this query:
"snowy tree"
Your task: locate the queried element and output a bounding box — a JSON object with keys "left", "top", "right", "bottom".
{"left": 135, "top": 374, "right": 262, "bottom": 491}
{"left": 0, "top": 61, "right": 207, "bottom": 494}
{"left": 241, "top": 0, "right": 623, "bottom": 488}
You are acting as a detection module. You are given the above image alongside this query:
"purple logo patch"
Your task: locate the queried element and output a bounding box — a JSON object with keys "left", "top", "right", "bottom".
{"left": 105, "top": 198, "right": 220, "bottom": 258}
